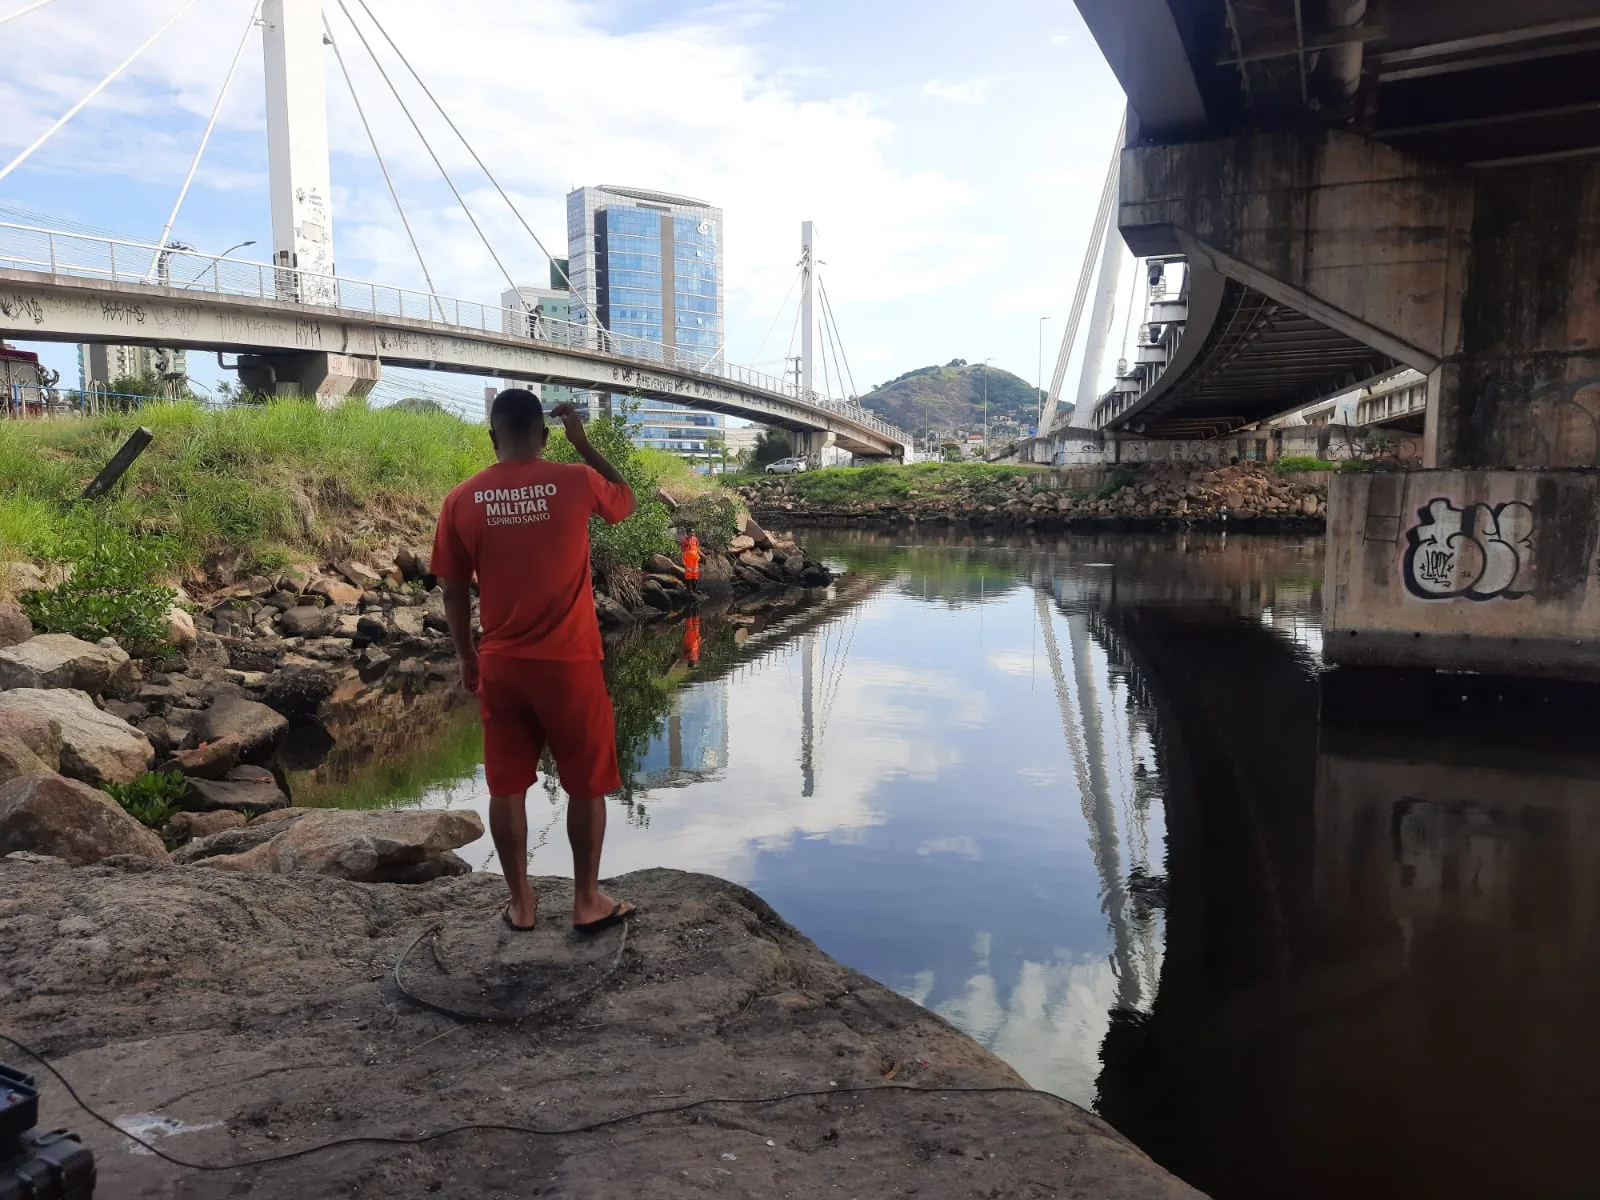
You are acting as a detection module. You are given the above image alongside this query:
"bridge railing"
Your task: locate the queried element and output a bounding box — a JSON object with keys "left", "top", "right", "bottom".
{"left": 0, "top": 223, "right": 910, "bottom": 448}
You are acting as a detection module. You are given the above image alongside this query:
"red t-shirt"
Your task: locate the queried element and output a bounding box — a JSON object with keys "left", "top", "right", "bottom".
{"left": 430, "top": 458, "right": 634, "bottom": 661}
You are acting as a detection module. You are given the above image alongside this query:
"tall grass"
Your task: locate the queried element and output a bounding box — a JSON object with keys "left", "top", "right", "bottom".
{"left": 0, "top": 400, "right": 491, "bottom": 572}
{"left": 754, "top": 461, "right": 1037, "bottom": 508}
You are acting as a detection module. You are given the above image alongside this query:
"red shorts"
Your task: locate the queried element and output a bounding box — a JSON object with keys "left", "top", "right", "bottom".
{"left": 477, "top": 655, "right": 621, "bottom": 798}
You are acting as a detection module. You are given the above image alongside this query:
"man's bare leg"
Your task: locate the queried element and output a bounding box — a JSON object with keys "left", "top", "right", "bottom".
{"left": 567, "top": 792, "right": 634, "bottom": 926}
{"left": 490, "top": 792, "right": 537, "bottom": 928}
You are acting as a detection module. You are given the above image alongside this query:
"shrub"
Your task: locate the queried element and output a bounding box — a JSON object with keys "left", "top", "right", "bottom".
{"left": 675, "top": 492, "right": 740, "bottom": 553}
{"left": 102, "top": 770, "right": 188, "bottom": 829}
{"left": 1272, "top": 456, "right": 1338, "bottom": 474}
{"left": 22, "top": 510, "right": 177, "bottom": 653}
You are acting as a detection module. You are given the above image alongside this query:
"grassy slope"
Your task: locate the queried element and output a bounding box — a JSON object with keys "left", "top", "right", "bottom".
{"left": 739, "top": 461, "right": 1037, "bottom": 508}
{"left": 0, "top": 401, "right": 491, "bottom": 574}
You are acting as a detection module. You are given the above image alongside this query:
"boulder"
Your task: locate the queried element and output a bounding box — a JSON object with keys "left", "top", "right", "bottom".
{"left": 335, "top": 561, "right": 382, "bottom": 591}
{"left": 188, "top": 694, "right": 288, "bottom": 758}
{"left": 0, "top": 711, "right": 61, "bottom": 785}
{"left": 184, "top": 765, "right": 290, "bottom": 817}
{"left": 389, "top": 607, "right": 427, "bottom": 638}
{"left": 136, "top": 717, "right": 173, "bottom": 758}
{"left": 164, "top": 604, "right": 197, "bottom": 650}
{"left": 0, "top": 633, "right": 127, "bottom": 694}
{"left": 394, "top": 546, "right": 432, "bottom": 582}
{"left": 654, "top": 487, "right": 679, "bottom": 512}
{"left": 199, "top": 808, "right": 484, "bottom": 883}
{"left": 331, "top": 614, "right": 363, "bottom": 639}
{"left": 172, "top": 808, "right": 312, "bottom": 863}
{"left": 0, "top": 603, "right": 32, "bottom": 650}
{"left": 728, "top": 534, "right": 755, "bottom": 553}
{"left": 0, "top": 771, "right": 168, "bottom": 865}
{"left": 258, "top": 666, "right": 337, "bottom": 719}
{"left": 1, "top": 561, "right": 45, "bottom": 596}
{"left": 307, "top": 579, "right": 362, "bottom": 607}
{"left": 168, "top": 809, "right": 246, "bottom": 840}
{"left": 278, "top": 606, "right": 338, "bottom": 638}
{"left": 166, "top": 733, "right": 248, "bottom": 779}
{"left": 0, "top": 689, "right": 152, "bottom": 785}
{"left": 355, "top": 616, "right": 388, "bottom": 643}
{"left": 741, "top": 516, "right": 774, "bottom": 550}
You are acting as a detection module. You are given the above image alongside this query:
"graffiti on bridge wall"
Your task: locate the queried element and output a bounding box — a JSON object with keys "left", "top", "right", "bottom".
{"left": 1402, "top": 498, "right": 1534, "bottom": 601}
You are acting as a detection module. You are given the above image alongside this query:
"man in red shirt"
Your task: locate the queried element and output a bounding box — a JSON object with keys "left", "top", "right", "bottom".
{"left": 432, "top": 389, "right": 637, "bottom": 934}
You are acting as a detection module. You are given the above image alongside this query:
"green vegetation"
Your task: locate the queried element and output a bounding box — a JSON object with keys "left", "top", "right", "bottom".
{"left": 22, "top": 511, "right": 177, "bottom": 652}
{"left": 544, "top": 408, "right": 674, "bottom": 580}
{"left": 858, "top": 360, "right": 1048, "bottom": 432}
{"left": 0, "top": 399, "right": 489, "bottom": 574}
{"left": 751, "top": 461, "right": 1037, "bottom": 508}
{"left": 102, "top": 770, "right": 187, "bottom": 830}
{"left": 1272, "top": 456, "right": 1339, "bottom": 474}
{"left": 0, "top": 398, "right": 711, "bottom": 591}
{"left": 751, "top": 428, "right": 792, "bottom": 468}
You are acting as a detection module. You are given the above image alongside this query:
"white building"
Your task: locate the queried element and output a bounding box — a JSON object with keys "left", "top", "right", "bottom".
{"left": 80, "top": 344, "right": 188, "bottom": 393}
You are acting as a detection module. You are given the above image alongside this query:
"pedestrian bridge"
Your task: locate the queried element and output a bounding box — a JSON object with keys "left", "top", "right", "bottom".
{"left": 0, "top": 224, "right": 910, "bottom": 459}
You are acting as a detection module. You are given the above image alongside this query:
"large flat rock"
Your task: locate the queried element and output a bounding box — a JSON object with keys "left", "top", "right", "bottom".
{"left": 0, "top": 864, "right": 1200, "bottom": 1199}
{"left": 0, "top": 688, "right": 152, "bottom": 785}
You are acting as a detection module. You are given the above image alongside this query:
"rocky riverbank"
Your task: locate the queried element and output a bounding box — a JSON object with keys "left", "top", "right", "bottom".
{"left": 740, "top": 461, "right": 1329, "bottom": 531}
{"left": 0, "top": 859, "right": 1201, "bottom": 1198}
{"left": 0, "top": 520, "right": 836, "bottom": 879}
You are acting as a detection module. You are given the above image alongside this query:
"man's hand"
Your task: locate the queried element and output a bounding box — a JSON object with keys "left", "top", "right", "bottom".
{"left": 552, "top": 402, "right": 630, "bottom": 491}
{"left": 551, "top": 402, "right": 587, "bottom": 444}
{"left": 459, "top": 651, "right": 480, "bottom": 696}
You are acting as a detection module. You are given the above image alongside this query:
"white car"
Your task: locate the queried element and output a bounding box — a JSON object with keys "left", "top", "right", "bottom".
{"left": 765, "top": 456, "right": 809, "bottom": 475}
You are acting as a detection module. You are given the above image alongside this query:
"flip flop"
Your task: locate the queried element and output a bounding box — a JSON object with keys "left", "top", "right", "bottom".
{"left": 502, "top": 904, "right": 537, "bottom": 932}
{"left": 572, "top": 902, "right": 635, "bottom": 935}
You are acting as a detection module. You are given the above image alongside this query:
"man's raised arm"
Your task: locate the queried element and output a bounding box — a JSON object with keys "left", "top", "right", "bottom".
{"left": 552, "top": 403, "right": 631, "bottom": 492}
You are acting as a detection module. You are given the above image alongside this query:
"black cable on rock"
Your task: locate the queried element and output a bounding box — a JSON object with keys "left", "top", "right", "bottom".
{"left": 0, "top": 1029, "right": 1082, "bottom": 1176}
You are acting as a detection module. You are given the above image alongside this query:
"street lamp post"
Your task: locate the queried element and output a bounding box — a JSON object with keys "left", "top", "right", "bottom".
{"left": 184, "top": 240, "right": 256, "bottom": 288}
{"left": 1037, "top": 316, "right": 1051, "bottom": 429}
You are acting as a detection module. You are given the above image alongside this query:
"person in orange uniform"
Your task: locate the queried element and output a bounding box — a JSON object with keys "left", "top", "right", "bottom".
{"left": 431, "top": 390, "right": 637, "bottom": 935}
{"left": 679, "top": 524, "right": 702, "bottom": 589}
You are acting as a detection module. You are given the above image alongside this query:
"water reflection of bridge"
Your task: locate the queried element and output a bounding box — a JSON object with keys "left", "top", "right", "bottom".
{"left": 630, "top": 573, "right": 889, "bottom": 795}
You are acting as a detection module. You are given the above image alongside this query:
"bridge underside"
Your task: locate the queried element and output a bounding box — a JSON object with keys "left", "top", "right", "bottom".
{"left": 1112, "top": 267, "right": 1399, "bottom": 438}
{"left": 0, "top": 270, "right": 906, "bottom": 459}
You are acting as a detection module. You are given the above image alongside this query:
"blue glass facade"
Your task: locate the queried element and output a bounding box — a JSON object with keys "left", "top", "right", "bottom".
{"left": 569, "top": 185, "right": 725, "bottom": 456}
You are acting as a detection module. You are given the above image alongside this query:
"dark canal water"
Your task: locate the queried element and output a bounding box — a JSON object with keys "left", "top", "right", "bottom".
{"left": 294, "top": 528, "right": 1600, "bottom": 1200}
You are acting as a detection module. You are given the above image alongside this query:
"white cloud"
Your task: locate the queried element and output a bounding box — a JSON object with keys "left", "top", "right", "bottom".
{"left": 922, "top": 77, "right": 990, "bottom": 104}
{"left": 915, "top": 835, "right": 983, "bottom": 860}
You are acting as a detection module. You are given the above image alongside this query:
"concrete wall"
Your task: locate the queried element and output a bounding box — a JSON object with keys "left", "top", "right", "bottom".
{"left": 1325, "top": 469, "right": 1600, "bottom": 677}
{"left": 1119, "top": 129, "right": 1600, "bottom": 474}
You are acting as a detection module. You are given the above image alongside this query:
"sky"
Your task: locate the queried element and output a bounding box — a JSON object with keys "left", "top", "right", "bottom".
{"left": 0, "top": 0, "right": 1129, "bottom": 409}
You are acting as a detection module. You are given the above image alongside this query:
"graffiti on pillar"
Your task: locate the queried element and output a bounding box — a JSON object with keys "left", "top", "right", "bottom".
{"left": 1402, "top": 498, "right": 1534, "bottom": 600}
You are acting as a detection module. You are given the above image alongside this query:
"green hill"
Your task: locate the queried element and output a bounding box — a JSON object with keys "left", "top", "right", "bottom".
{"left": 857, "top": 360, "right": 1062, "bottom": 434}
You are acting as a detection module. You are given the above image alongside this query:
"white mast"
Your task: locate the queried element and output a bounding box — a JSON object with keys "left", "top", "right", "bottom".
{"left": 263, "top": 0, "right": 336, "bottom": 304}
{"left": 800, "top": 221, "right": 815, "bottom": 398}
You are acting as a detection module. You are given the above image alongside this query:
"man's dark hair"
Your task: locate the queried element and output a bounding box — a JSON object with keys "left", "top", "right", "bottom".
{"left": 489, "top": 389, "right": 545, "bottom": 438}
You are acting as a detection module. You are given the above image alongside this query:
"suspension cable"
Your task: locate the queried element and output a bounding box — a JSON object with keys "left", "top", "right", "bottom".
{"left": 820, "top": 290, "right": 847, "bottom": 403}
{"left": 146, "top": 0, "right": 259, "bottom": 281}
{"left": 323, "top": 12, "right": 443, "bottom": 319}
{"left": 348, "top": 0, "right": 580, "bottom": 304}
{"left": 753, "top": 265, "right": 803, "bottom": 368}
{"left": 0, "top": 0, "right": 58, "bottom": 25}
{"left": 816, "top": 304, "right": 834, "bottom": 400}
{"left": 0, "top": 0, "right": 202, "bottom": 186}
{"left": 817, "top": 275, "right": 858, "bottom": 399}
{"left": 330, "top": 0, "right": 518, "bottom": 295}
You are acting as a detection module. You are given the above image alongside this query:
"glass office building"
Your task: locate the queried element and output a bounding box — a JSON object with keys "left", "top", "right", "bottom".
{"left": 566, "top": 185, "right": 725, "bottom": 457}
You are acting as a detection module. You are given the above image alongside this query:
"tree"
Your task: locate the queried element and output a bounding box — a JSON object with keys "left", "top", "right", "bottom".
{"left": 705, "top": 429, "right": 729, "bottom": 474}
{"left": 752, "top": 427, "right": 792, "bottom": 467}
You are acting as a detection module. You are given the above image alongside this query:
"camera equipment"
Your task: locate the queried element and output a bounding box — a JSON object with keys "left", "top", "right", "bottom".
{"left": 0, "top": 1063, "right": 95, "bottom": 1199}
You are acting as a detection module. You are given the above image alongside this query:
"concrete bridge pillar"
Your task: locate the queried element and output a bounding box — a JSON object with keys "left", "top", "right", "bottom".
{"left": 1120, "top": 131, "right": 1600, "bottom": 678}
{"left": 237, "top": 351, "right": 380, "bottom": 406}
{"left": 790, "top": 428, "right": 834, "bottom": 463}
